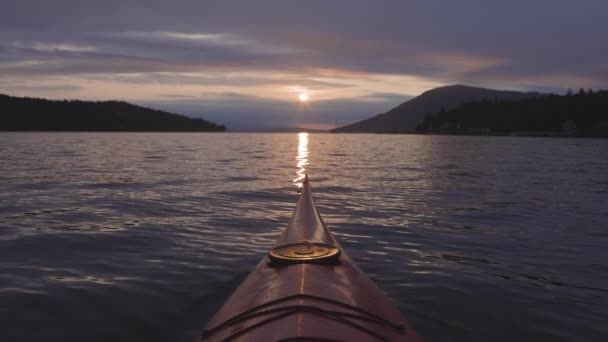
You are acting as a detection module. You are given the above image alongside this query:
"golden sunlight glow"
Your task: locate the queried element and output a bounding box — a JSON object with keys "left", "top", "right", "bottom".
{"left": 294, "top": 132, "right": 309, "bottom": 187}
{"left": 21, "top": 72, "right": 443, "bottom": 105}
{"left": 298, "top": 92, "right": 309, "bottom": 102}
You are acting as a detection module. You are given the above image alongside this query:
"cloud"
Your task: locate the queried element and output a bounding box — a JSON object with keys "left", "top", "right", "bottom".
{"left": 358, "top": 92, "right": 413, "bottom": 103}
{"left": 82, "top": 72, "right": 357, "bottom": 92}
{"left": 0, "top": 84, "right": 81, "bottom": 93}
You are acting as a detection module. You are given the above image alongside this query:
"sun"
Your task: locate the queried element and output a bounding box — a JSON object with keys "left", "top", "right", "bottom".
{"left": 298, "top": 93, "right": 309, "bottom": 102}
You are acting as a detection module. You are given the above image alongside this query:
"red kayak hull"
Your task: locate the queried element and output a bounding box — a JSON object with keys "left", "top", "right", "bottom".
{"left": 199, "top": 176, "right": 421, "bottom": 341}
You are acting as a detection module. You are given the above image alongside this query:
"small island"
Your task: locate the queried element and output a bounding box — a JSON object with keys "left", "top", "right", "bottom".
{"left": 0, "top": 94, "right": 225, "bottom": 132}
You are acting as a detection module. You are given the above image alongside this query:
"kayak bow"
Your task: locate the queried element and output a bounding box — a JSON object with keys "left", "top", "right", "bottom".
{"left": 200, "top": 175, "right": 421, "bottom": 341}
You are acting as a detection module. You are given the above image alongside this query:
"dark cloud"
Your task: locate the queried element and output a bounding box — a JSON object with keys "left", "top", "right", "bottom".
{"left": 3, "top": 1, "right": 607, "bottom": 78}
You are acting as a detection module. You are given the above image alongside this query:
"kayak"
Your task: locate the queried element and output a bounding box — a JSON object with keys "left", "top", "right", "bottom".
{"left": 199, "top": 175, "right": 421, "bottom": 341}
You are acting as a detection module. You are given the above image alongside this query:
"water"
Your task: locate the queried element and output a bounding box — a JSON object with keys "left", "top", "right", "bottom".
{"left": 1, "top": 132, "right": 607, "bottom": 342}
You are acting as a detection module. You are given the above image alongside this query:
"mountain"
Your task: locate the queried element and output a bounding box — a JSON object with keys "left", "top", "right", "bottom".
{"left": 331, "top": 85, "right": 542, "bottom": 133}
{"left": 0, "top": 94, "right": 225, "bottom": 132}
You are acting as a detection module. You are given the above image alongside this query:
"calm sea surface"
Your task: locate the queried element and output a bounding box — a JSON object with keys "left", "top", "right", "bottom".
{"left": 1, "top": 132, "right": 607, "bottom": 342}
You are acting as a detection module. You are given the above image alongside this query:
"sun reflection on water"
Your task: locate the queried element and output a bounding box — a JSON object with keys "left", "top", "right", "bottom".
{"left": 294, "top": 132, "right": 309, "bottom": 187}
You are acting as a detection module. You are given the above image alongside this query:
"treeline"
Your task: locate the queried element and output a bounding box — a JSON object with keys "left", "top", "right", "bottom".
{"left": 415, "top": 89, "right": 608, "bottom": 137}
{"left": 0, "top": 94, "right": 225, "bottom": 132}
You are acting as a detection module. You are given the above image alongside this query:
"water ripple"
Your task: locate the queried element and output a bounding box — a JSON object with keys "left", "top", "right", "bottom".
{"left": 0, "top": 133, "right": 607, "bottom": 341}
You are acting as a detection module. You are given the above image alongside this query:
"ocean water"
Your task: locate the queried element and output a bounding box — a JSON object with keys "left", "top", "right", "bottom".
{"left": 0, "top": 132, "right": 607, "bottom": 342}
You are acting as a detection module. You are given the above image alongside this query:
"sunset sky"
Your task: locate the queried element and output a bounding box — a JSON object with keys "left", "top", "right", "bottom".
{"left": 1, "top": 0, "right": 607, "bottom": 129}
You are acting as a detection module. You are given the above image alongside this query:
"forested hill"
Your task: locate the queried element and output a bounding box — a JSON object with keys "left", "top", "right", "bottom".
{"left": 332, "top": 85, "right": 541, "bottom": 133}
{"left": 415, "top": 89, "right": 608, "bottom": 137}
{"left": 0, "top": 94, "right": 225, "bottom": 132}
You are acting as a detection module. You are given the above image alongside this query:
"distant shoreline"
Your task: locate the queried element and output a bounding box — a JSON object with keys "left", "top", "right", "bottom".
{"left": 0, "top": 94, "right": 226, "bottom": 132}
{"left": 3, "top": 131, "right": 607, "bottom": 138}
{"left": 339, "top": 131, "right": 607, "bottom": 139}
{"left": 0, "top": 130, "right": 226, "bottom": 133}
{"left": 411, "top": 132, "right": 605, "bottom": 139}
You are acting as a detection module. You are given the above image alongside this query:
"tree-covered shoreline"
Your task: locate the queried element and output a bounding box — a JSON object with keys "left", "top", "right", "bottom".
{"left": 0, "top": 94, "right": 225, "bottom": 132}
{"left": 415, "top": 89, "right": 608, "bottom": 137}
